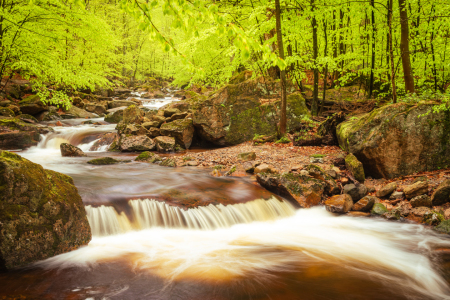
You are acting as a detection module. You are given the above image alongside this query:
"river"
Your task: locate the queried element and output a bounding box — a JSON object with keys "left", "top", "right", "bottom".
{"left": 1, "top": 102, "right": 450, "bottom": 299}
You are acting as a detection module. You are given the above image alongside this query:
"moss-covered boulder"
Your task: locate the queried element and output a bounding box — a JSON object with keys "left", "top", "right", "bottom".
{"left": 435, "top": 219, "right": 450, "bottom": 234}
{"left": 193, "top": 77, "right": 309, "bottom": 146}
{"left": 337, "top": 103, "right": 450, "bottom": 178}
{"left": 60, "top": 143, "right": 86, "bottom": 157}
{"left": 154, "top": 136, "right": 176, "bottom": 152}
{"left": 0, "top": 107, "right": 14, "bottom": 117}
{"left": 0, "top": 151, "right": 91, "bottom": 270}
{"left": 0, "top": 118, "right": 45, "bottom": 150}
{"left": 87, "top": 157, "right": 120, "bottom": 165}
{"left": 345, "top": 154, "right": 365, "bottom": 182}
{"left": 135, "top": 151, "right": 161, "bottom": 163}
{"left": 18, "top": 95, "right": 48, "bottom": 116}
{"left": 104, "top": 107, "right": 125, "bottom": 124}
{"left": 431, "top": 180, "right": 450, "bottom": 206}
{"left": 371, "top": 203, "right": 388, "bottom": 215}
{"left": 122, "top": 105, "right": 144, "bottom": 124}
{"left": 85, "top": 104, "right": 107, "bottom": 115}
{"left": 160, "top": 119, "right": 194, "bottom": 149}
{"left": 65, "top": 106, "right": 97, "bottom": 119}
{"left": 256, "top": 172, "right": 326, "bottom": 208}
{"left": 119, "top": 134, "right": 155, "bottom": 152}
{"left": 107, "top": 100, "right": 135, "bottom": 109}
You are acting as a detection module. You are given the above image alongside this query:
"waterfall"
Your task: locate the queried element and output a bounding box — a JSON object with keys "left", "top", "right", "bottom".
{"left": 85, "top": 197, "right": 296, "bottom": 236}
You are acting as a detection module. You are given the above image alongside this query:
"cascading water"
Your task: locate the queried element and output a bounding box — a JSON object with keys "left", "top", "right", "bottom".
{"left": 85, "top": 197, "right": 296, "bottom": 236}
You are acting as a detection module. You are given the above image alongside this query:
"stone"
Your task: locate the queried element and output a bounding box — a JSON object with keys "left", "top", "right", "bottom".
{"left": 343, "top": 184, "right": 368, "bottom": 202}
{"left": 345, "top": 153, "right": 365, "bottom": 182}
{"left": 325, "top": 169, "right": 337, "bottom": 179}
{"left": 347, "top": 211, "right": 370, "bottom": 217}
{"left": 186, "top": 161, "right": 198, "bottom": 166}
{"left": 135, "top": 151, "right": 161, "bottom": 163}
{"left": 408, "top": 207, "right": 432, "bottom": 222}
{"left": 352, "top": 196, "right": 377, "bottom": 212}
{"left": 403, "top": 181, "right": 428, "bottom": 199}
{"left": 163, "top": 108, "right": 180, "bottom": 117}
{"left": 435, "top": 220, "right": 450, "bottom": 234}
{"left": 87, "top": 157, "right": 120, "bottom": 165}
{"left": 108, "top": 100, "right": 136, "bottom": 109}
{"left": 160, "top": 158, "right": 177, "bottom": 167}
{"left": 325, "top": 194, "right": 353, "bottom": 214}
{"left": 310, "top": 157, "right": 323, "bottom": 163}
{"left": 371, "top": 203, "right": 389, "bottom": 215}
{"left": 0, "top": 151, "right": 91, "bottom": 270}
{"left": 7, "top": 105, "right": 20, "bottom": 116}
{"left": 193, "top": 83, "right": 309, "bottom": 146}
{"left": 154, "top": 136, "right": 176, "bottom": 152}
{"left": 336, "top": 103, "right": 450, "bottom": 178}
{"left": 119, "top": 135, "right": 155, "bottom": 152}
{"left": 142, "top": 121, "right": 162, "bottom": 129}
{"left": 243, "top": 161, "right": 259, "bottom": 173}
{"left": 18, "top": 95, "right": 48, "bottom": 115}
{"left": 431, "top": 180, "right": 450, "bottom": 206}
{"left": 169, "top": 112, "right": 189, "bottom": 121}
{"left": 85, "top": 104, "right": 107, "bottom": 115}
{"left": 300, "top": 170, "right": 309, "bottom": 176}
{"left": 160, "top": 119, "right": 194, "bottom": 149}
{"left": 0, "top": 118, "right": 43, "bottom": 150}
{"left": 423, "top": 211, "right": 444, "bottom": 226}
{"left": 0, "top": 107, "right": 14, "bottom": 117}
{"left": 256, "top": 172, "right": 327, "bottom": 208}
{"left": 89, "top": 133, "right": 118, "bottom": 151}
{"left": 237, "top": 152, "right": 256, "bottom": 161}
{"left": 18, "top": 114, "right": 38, "bottom": 124}
{"left": 410, "top": 194, "right": 432, "bottom": 208}
{"left": 304, "top": 164, "right": 340, "bottom": 195}
{"left": 0, "top": 100, "right": 12, "bottom": 107}
{"left": 65, "top": 106, "right": 97, "bottom": 119}
{"left": 123, "top": 105, "right": 144, "bottom": 124}
{"left": 254, "top": 163, "right": 277, "bottom": 174}
{"left": 60, "top": 143, "right": 86, "bottom": 157}
{"left": 376, "top": 182, "right": 397, "bottom": 198}
{"left": 389, "top": 191, "right": 404, "bottom": 200}
{"left": 104, "top": 108, "right": 125, "bottom": 124}
{"left": 147, "top": 127, "right": 161, "bottom": 138}
{"left": 123, "top": 124, "right": 147, "bottom": 136}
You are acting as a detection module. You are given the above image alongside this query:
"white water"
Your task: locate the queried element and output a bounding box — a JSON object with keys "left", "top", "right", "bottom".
{"left": 85, "top": 197, "right": 296, "bottom": 236}
{"left": 36, "top": 207, "right": 450, "bottom": 298}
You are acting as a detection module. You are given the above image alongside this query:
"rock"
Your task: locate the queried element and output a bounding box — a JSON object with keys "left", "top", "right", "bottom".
{"left": 135, "top": 151, "right": 161, "bottom": 163}
{"left": 87, "top": 157, "right": 120, "bottom": 165}
{"left": 225, "top": 165, "right": 237, "bottom": 176}
{"left": 371, "top": 203, "right": 389, "bottom": 215}
{"left": 382, "top": 210, "right": 402, "bottom": 220}
{"left": 389, "top": 191, "right": 404, "bottom": 200}
{"left": 423, "top": 211, "right": 444, "bottom": 226}
{"left": 243, "top": 161, "right": 259, "bottom": 173}
{"left": 123, "top": 124, "right": 147, "bottom": 136}
{"left": 0, "top": 100, "right": 12, "bottom": 107}
{"left": 18, "top": 114, "right": 38, "bottom": 124}
{"left": 337, "top": 103, "right": 450, "bottom": 178}
{"left": 18, "top": 95, "right": 48, "bottom": 115}
{"left": 193, "top": 82, "right": 309, "bottom": 146}
{"left": 60, "top": 143, "right": 86, "bottom": 157}
{"left": 325, "top": 194, "right": 353, "bottom": 214}
{"left": 0, "top": 118, "right": 43, "bottom": 150}
{"left": 408, "top": 207, "right": 432, "bottom": 222}
{"left": 169, "top": 112, "right": 189, "bottom": 121}
{"left": 160, "top": 158, "right": 177, "bottom": 167}
{"left": 431, "top": 180, "right": 450, "bottom": 206}
{"left": 256, "top": 173, "right": 327, "bottom": 208}
{"left": 104, "top": 108, "right": 125, "bottom": 124}
{"left": 345, "top": 154, "right": 365, "bottom": 182}
{"left": 343, "top": 184, "right": 368, "bottom": 202}
{"left": 254, "top": 163, "right": 277, "bottom": 174}
{"left": 325, "top": 169, "right": 337, "bottom": 179}
{"left": 347, "top": 211, "right": 370, "bottom": 217}
{"left": 186, "top": 161, "right": 198, "bottom": 166}
{"left": 237, "top": 152, "right": 256, "bottom": 161}
{"left": 376, "top": 182, "right": 397, "bottom": 197}
{"left": 403, "top": 181, "right": 428, "bottom": 199}
{"left": 413, "top": 176, "right": 428, "bottom": 184}
{"left": 163, "top": 108, "right": 180, "bottom": 117}
{"left": 0, "top": 151, "right": 91, "bottom": 270}
{"left": 119, "top": 135, "right": 155, "bottom": 152}
{"left": 108, "top": 100, "right": 136, "bottom": 109}
{"left": 65, "top": 106, "right": 97, "bottom": 118}
{"left": 154, "top": 136, "right": 176, "bottom": 152}
{"left": 123, "top": 105, "right": 144, "bottom": 124}
{"left": 410, "top": 194, "right": 432, "bottom": 208}
{"left": 85, "top": 104, "right": 107, "bottom": 115}
{"left": 0, "top": 107, "right": 14, "bottom": 117}
{"left": 300, "top": 170, "right": 309, "bottom": 176}
{"left": 352, "top": 196, "right": 377, "bottom": 212}
{"left": 304, "top": 164, "right": 340, "bottom": 195}
{"left": 332, "top": 153, "right": 346, "bottom": 167}
{"left": 435, "top": 220, "right": 450, "bottom": 234}
{"left": 7, "top": 105, "right": 20, "bottom": 116}
{"left": 89, "top": 132, "right": 118, "bottom": 151}
{"left": 310, "top": 157, "right": 323, "bottom": 163}
{"left": 160, "top": 119, "right": 194, "bottom": 149}
{"left": 147, "top": 127, "right": 161, "bottom": 138}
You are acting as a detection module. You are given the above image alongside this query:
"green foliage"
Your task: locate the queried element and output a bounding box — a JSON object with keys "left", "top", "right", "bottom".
{"left": 310, "top": 154, "right": 326, "bottom": 158}
{"left": 275, "top": 135, "right": 290, "bottom": 144}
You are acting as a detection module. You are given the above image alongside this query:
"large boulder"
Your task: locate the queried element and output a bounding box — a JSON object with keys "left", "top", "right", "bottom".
{"left": 431, "top": 180, "right": 450, "bottom": 206}
{"left": 60, "top": 143, "right": 86, "bottom": 157}
{"left": 193, "top": 78, "right": 308, "bottom": 146}
{"left": 104, "top": 108, "right": 125, "bottom": 124}
{"left": 403, "top": 181, "right": 428, "bottom": 199}
{"left": 0, "top": 151, "right": 91, "bottom": 270}
{"left": 0, "top": 118, "right": 49, "bottom": 150}
{"left": 337, "top": 103, "right": 450, "bottom": 178}
{"left": 325, "top": 194, "right": 353, "bottom": 214}
{"left": 256, "top": 173, "right": 326, "bottom": 208}
{"left": 119, "top": 135, "right": 155, "bottom": 152}
{"left": 85, "top": 104, "right": 107, "bottom": 115}
{"left": 154, "top": 136, "right": 176, "bottom": 152}
{"left": 122, "top": 105, "right": 144, "bottom": 124}
{"left": 65, "top": 106, "right": 97, "bottom": 119}
{"left": 18, "top": 95, "right": 48, "bottom": 115}
{"left": 345, "top": 154, "right": 365, "bottom": 182}
{"left": 160, "top": 119, "right": 194, "bottom": 149}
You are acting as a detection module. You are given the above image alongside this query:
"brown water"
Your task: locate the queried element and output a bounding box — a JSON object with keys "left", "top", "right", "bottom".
{"left": 2, "top": 121, "right": 450, "bottom": 300}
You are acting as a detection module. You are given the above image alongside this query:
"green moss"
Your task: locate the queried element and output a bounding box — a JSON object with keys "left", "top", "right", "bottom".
{"left": 435, "top": 219, "right": 450, "bottom": 234}
{"left": 18, "top": 95, "right": 40, "bottom": 105}
{"left": 160, "top": 158, "right": 177, "bottom": 167}
{"left": 345, "top": 154, "right": 365, "bottom": 182}
{"left": 87, "top": 157, "right": 120, "bottom": 165}
{"left": 135, "top": 151, "right": 153, "bottom": 161}
{"left": 310, "top": 154, "right": 326, "bottom": 158}
{"left": 371, "top": 203, "right": 388, "bottom": 215}
{"left": 214, "top": 165, "right": 224, "bottom": 170}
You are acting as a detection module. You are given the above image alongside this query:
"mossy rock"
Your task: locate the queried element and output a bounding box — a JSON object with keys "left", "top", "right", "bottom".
{"left": 160, "top": 158, "right": 177, "bottom": 167}
{"left": 345, "top": 153, "right": 365, "bottom": 182}
{"left": 371, "top": 203, "right": 388, "bottom": 215}
{"left": 0, "top": 151, "right": 91, "bottom": 270}
{"left": 135, "top": 151, "right": 161, "bottom": 163}
{"left": 434, "top": 219, "right": 450, "bottom": 234}
{"left": 0, "top": 107, "right": 14, "bottom": 117}
{"left": 0, "top": 117, "right": 42, "bottom": 149}
{"left": 87, "top": 157, "right": 120, "bottom": 165}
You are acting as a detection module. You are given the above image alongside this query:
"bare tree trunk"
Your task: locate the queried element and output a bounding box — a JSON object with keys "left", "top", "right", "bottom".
{"left": 398, "top": 0, "right": 415, "bottom": 94}
{"left": 275, "top": 0, "right": 287, "bottom": 135}
{"left": 369, "top": 0, "right": 376, "bottom": 98}
{"left": 388, "top": 0, "right": 397, "bottom": 102}
{"left": 311, "top": 0, "right": 319, "bottom": 116}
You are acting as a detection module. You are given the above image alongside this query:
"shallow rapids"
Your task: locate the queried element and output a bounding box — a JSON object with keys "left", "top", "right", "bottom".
{"left": 32, "top": 208, "right": 450, "bottom": 299}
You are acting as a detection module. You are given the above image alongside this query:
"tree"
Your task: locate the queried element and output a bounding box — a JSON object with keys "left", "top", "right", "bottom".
{"left": 275, "top": 0, "right": 287, "bottom": 134}
{"left": 398, "top": 0, "right": 415, "bottom": 94}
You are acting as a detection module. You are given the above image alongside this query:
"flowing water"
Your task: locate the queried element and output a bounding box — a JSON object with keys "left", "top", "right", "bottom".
{"left": 1, "top": 118, "right": 450, "bottom": 299}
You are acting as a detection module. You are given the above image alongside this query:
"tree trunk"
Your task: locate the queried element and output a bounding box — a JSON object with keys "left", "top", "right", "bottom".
{"left": 398, "top": 0, "right": 415, "bottom": 94}
{"left": 388, "top": 0, "right": 397, "bottom": 102}
{"left": 369, "top": 0, "right": 376, "bottom": 98}
{"left": 320, "top": 20, "right": 328, "bottom": 115}
{"left": 311, "top": 0, "right": 319, "bottom": 116}
{"left": 275, "top": 0, "right": 287, "bottom": 135}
